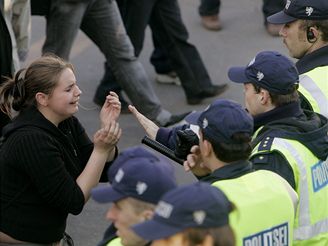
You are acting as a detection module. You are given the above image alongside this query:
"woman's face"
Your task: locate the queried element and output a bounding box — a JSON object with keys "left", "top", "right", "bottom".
{"left": 42, "top": 68, "right": 81, "bottom": 124}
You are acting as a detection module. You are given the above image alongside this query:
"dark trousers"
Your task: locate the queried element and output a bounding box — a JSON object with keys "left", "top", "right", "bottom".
{"left": 36, "top": 0, "right": 172, "bottom": 120}
{"left": 101, "top": 0, "right": 213, "bottom": 100}
{"left": 198, "top": 0, "right": 285, "bottom": 19}
{"left": 149, "top": 33, "right": 173, "bottom": 75}
{"left": 199, "top": 0, "right": 220, "bottom": 16}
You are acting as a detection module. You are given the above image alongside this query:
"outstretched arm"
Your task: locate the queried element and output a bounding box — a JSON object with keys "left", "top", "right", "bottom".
{"left": 77, "top": 121, "right": 122, "bottom": 201}
{"left": 129, "top": 105, "right": 159, "bottom": 139}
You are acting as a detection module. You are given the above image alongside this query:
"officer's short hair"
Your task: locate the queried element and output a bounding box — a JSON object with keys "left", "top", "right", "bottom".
{"left": 127, "top": 197, "right": 156, "bottom": 215}
{"left": 252, "top": 83, "right": 299, "bottom": 107}
{"left": 202, "top": 132, "right": 252, "bottom": 163}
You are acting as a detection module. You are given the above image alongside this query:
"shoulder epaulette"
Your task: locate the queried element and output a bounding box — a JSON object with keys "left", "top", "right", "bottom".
{"left": 258, "top": 136, "right": 274, "bottom": 151}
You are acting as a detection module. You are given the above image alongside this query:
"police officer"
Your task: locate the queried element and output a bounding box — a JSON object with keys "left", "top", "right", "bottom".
{"left": 267, "top": 0, "right": 328, "bottom": 117}
{"left": 132, "top": 182, "right": 235, "bottom": 246}
{"left": 228, "top": 51, "right": 328, "bottom": 245}
{"left": 91, "top": 147, "right": 177, "bottom": 246}
{"left": 183, "top": 99, "right": 298, "bottom": 246}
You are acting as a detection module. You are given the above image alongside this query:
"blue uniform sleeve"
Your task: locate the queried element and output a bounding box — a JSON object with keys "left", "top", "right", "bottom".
{"left": 156, "top": 124, "right": 190, "bottom": 150}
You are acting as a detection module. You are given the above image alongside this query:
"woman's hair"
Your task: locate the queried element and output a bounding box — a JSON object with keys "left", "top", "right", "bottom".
{"left": 202, "top": 132, "right": 253, "bottom": 162}
{"left": 0, "top": 54, "right": 74, "bottom": 118}
{"left": 183, "top": 226, "right": 235, "bottom": 246}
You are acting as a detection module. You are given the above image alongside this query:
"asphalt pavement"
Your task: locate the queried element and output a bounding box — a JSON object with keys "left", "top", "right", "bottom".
{"left": 24, "top": 0, "right": 288, "bottom": 244}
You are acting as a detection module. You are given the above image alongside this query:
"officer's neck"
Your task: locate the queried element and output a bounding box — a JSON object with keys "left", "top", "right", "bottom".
{"left": 305, "top": 39, "right": 328, "bottom": 56}
{"left": 205, "top": 154, "right": 228, "bottom": 172}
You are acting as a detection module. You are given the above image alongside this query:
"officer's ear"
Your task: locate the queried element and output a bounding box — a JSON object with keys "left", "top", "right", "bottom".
{"left": 140, "top": 209, "right": 154, "bottom": 222}
{"left": 203, "top": 139, "right": 213, "bottom": 157}
{"left": 259, "top": 89, "right": 270, "bottom": 105}
{"left": 307, "top": 26, "right": 319, "bottom": 43}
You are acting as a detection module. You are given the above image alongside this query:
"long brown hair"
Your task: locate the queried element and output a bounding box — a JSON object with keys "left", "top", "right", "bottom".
{"left": 0, "top": 55, "right": 74, "bottom": 118}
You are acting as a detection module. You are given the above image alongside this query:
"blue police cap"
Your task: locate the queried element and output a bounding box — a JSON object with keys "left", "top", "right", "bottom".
{"left": 185, "top": 99, "right": 253, "bottom": 144}
{"left": 267, "top": 0, "right": 328, "bottom": 24}
{"left": 132, "top": 182, "right": 232, "bottom": 241}
{"left": 91, "top": 147, "right": 177, "bottom": 204}
{"left": 228, "top": 51, "right": 299, "bottom": 95}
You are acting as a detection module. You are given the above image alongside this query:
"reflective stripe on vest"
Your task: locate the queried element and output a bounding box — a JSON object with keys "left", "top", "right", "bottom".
{"left": 106, "top": 237, "right": 122, "bottom": 246}
{"left": 252, "top": 138, "right": 328, "bottom": 244}
{"left": 212, "top": 170, "right": 295, "bottom": 246}
{"left": 298, "top": 66, "right": 328, "bottom": 117}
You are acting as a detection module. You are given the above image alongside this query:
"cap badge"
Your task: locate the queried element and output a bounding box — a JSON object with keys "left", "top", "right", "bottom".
{"left": 156, "top": 201, "right": 173, "bottom": 219}
{"left": 256, "top": 71, "right": 264, "bottom": 81}
{"left": 115, "top": 169, "right": 124, "bottom": 183}
{"left": 202, "top": 118, "right": 208, "bottom": 129}
{"left": 285, "top": 0, "right": 291, "bottom": 9}
{"left": 136, "top": 181, "right": 148, "bottom": 195}
{"left": 193, "top": 210, "right": 206, "bottom": 225}
{"left": 305, "top": 7, "right": 313, "bottom": 16}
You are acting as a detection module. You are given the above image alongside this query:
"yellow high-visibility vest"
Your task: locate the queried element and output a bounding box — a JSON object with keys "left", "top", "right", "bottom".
{"left": 252, "top": 137, "right": 328, "bottom": 245}
{"left": 298, "top": 66, "right": 328, "bottom": 117}
{"left": 212, "top": 170, "right": 296, "bottom": 246}
{"left": 106, "top": 237, "right": 122, "bottom": 246}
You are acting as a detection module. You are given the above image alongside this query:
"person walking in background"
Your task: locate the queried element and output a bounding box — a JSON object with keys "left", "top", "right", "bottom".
{"left": 91, "top": 146, "right": 177, "bottom": 246}
{"left": 30, "top": 0, "right": 189, "bottom": 127}
{"left": 0, "top": 55, "right": 121, "bottom": 245}
{"left": 0, "top": 0, "right": 31, "bottom": 135}
{"left": 132, "top": 182, "right": 235, "bottom": 246}
{"left": 3, "top": 0, "right": 31, "bottom": 72}
{"left": 94, "top": 0, "right": 228, "bottom": 108}
{"left": 267, "top": 0, "right": 328, "bottom": 117}
{"left": 199, "top": 0, "right": 285, "bottom": 35}
{"left": 0, "top": 3, "right": 12, "bottom": 134}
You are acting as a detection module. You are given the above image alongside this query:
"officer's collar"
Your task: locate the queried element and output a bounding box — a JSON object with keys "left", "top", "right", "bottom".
{"left": 201, "top": 160, "right": 253, "bottom": 183}
{"left": 253, "top": 102, "right": 303, "bottom": 131}
{"left": 296, "top": 45, "right": 328, "bottom": 74}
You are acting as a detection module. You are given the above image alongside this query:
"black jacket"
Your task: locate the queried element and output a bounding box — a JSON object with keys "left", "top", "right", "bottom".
{"left": 251, "top": 102, "right": 328, "bottom": 189}
{"left": 200, "top": 160, "right": 253, "bottom": 183}
{"left": 0, "top": 106, "right": 113, "bottom": 243}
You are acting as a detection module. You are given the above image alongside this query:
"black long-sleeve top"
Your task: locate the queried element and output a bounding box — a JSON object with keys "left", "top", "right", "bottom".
{"left": 0, "top": 106, "right": 114, "bottom": 243}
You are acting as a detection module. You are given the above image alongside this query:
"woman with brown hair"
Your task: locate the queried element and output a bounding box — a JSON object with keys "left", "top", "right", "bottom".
{"left": 0, "top": 55, "right": 122, "bottom": 245}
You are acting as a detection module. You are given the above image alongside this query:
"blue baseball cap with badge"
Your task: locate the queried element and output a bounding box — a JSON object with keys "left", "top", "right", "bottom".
{"left": 267, "top": 0, "right": 328, "bottom": 24}
{"left": 132, "top": 182, "right": 233, "bottom": 241}
{"left": 228, "top": 51, "right": 299, "bottom": 95}
{"left": 91, "top": 146, "right": 177, "bottom": 204}
{"left": 185, "top": 99, "right": 253, "bottom": 144}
